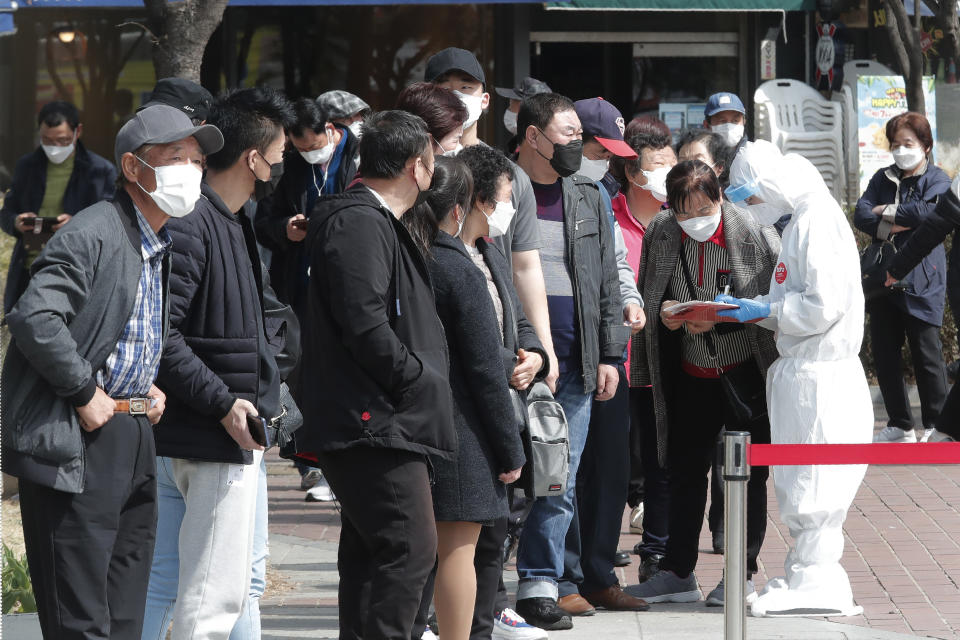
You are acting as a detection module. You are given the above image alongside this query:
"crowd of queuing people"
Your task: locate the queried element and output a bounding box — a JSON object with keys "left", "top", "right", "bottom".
{"left": 2, "top": 43, "right": 958, "bottom": 640}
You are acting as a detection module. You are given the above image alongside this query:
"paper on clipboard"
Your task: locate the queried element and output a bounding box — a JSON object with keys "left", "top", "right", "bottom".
{"left": 662, "top": 300, "right": 740, "bottom": 323}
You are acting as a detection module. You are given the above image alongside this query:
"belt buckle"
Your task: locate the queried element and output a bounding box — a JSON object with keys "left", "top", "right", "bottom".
{"left": 128, "top": 398, "right": 148, "bottom": 415}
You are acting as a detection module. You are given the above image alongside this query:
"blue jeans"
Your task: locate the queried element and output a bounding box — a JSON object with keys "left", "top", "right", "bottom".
{"left": 141, "top": 456, "right": 268, "bottom": 639}
{"left": 516, "top": 370, "right": 594, "bottom": 600}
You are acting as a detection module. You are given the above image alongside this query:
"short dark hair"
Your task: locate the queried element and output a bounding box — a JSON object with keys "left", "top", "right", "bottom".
{"left": 359, "top": 110, "right": 431, "bottom": 180}
{"left": 396, "top": 82, "right": 468, "bottom": 141}
{"left": 404, "top": 156, "right": 473, "bottom": 257}
{"left": 205, "top": 87, "right": 295, "bottom": 171}
{"left": 676, "top": 128, "right": 733, "bottom": 188}
{"left": 458, "top": 144, "right": 513, "bottom": 209}
{"left": 290, "top": 97, "right": 330, "bottom": 138}
{"left": 517, "top": 93, "right": 576, "bottom": 141}
{"left": 624, "top": 116, "right": 670, "bottom": 140}
{"left": 666, "top": 160, "right": 721, "bottom": 214}
{"left": 886, "top": 111, "right": 934, "bottom": 152}
{"left": 623, "top": 129, "right": 673, "bottom": 185}
{"left": 38, "top": 101, "right": 80, "bottom": 130}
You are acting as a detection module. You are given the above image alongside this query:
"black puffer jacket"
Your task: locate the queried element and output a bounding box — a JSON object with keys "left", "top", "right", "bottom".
{"left": 291, "top": 185, "right": 455, "bottom": 459}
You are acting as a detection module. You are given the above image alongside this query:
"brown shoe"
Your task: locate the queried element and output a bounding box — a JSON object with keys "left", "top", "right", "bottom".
{"left": 557, "top": 593, "right": 596, "bottom": 616}
{"left": 583, "top": 584, "right": 651, "bottom": 611}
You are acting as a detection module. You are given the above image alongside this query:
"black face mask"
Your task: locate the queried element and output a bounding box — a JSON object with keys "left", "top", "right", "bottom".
{"left": 253, "top": 154, "right": 284, "bottom": 202}
{"left": 536, "top": 129, "right": 583, "bottom": 178}
{"left": 413, "top": 158, "right": 433, "bottom": 207}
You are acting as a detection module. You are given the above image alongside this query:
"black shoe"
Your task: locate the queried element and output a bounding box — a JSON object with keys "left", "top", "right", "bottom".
{"left": 614, "top": 550, "right": 631, "bottom": 567}
{"left": 948, "top": 360, "right": 960, "bottom": 382}
{"left": 638, "top": 554, "right": 663, "bottom": 583}
{"left": 712, "top": 530, "right": 724, "bottom": 555}
{"left": 514, "top": 597, "right": 574, "bottom": 631}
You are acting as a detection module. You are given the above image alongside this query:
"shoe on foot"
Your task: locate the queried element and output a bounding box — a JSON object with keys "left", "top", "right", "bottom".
{"left": 874, "top": 425, "right": 917, "bottom": 443}
{"left": 557, "top": 593, "right": 595, "bottom": 616}
{"left": 299, "top": 467, "right": 322, "bottom": 490}
{"left": 583, "top": 583, "right": 650, "bottom": 611}
{"left": 926, "top": 428, "right": 956, "bottom": 443}
{"left": 705, "top": 577, "right": 757, "bottom": 607}
{"left": 421, "top": 629, "right": 438, "bottom": 640}
{"left": 947, "top": 360, "right": 959, "bottom": 382}
{"left": 629, "top": 504, "right": 644, "bottom": 534}
{"left": 491, "top": 608, "right": 548, "bottom": 640}
{"left": 624, "top": 569, "right": 702, "bottom": 603}
{"left": 305, "top": 476, "right": 335, "bottom": 502}
{"left": 614, "top": 551, "right": 631, "bottom": 567}
{"left": 638, "top": 554, "right": 663, "bottom": 583}
{"left": 712, "top": 530, "right": 724, "bottom": 555}
{"left": 514, "top": 598, "right": 573, "bottom": 631}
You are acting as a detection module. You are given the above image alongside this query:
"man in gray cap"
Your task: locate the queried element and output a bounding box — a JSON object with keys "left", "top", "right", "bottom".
{"left": 1, "top": 103, "right": 222, "bottom": 640}
{"left": 496, "top": 76, "right": 552, "bottom": 140}
{"left": 317, "top": 89, "right": 370, "bottom": 140}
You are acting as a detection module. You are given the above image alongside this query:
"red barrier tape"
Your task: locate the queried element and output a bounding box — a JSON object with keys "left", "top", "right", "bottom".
{"left": 749, "top": 443, "right": 960, "bottom": 466}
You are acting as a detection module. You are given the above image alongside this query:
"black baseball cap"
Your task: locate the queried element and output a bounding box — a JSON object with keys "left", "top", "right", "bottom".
{"left": 424, "top": 47, "right": 485, "bottom": 85}
{"left": 139, "top": 77, "right": 214, "bottom": 122}
{"left": 495, "top": 77, "right": 552, "bottom": 101}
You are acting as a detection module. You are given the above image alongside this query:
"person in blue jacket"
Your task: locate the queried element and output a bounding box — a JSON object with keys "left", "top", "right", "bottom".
{"left": 854, "top": 112, "right": 952, "bottom": 444}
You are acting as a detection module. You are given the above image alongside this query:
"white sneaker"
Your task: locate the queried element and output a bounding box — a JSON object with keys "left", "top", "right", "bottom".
{"left": 305, "top": 476, "right": 335, "bottom": 502}
{"left": 874, "top": 426, "right": 917, "bottom": 443}
{"left": 629, "top": 504, "right": 644, "bottom": 534}
{"left": 926, "top": 428, "right": 956, "bottom": 443}
{"left": 920, "top": 428, "right": 934, "bottom": 443}
{"left": 492, "top": 608, "right": 549, "bottom": 640}
{"left": 422, "top": 629, "right": 439, "bottom": 640}
{"left": 705, "top": 577, "right": 757, "bottom": 607}
{"left": 299, "top": 467, "right": 322, "bottom": 490}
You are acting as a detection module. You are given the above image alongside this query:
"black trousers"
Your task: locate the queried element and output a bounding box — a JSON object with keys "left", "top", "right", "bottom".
{"left": 628, "top": 386, "right": 669, "bottom": 559}
{"left": 660, "top": 371, "right": 769, "bottom": 578}
{"left": 19, "top": 413, "right": 157, "bottom": 640}
{"left": 559, "top": 364, "right": 631, "bottom": 596}
{"left": 470, "top": 518, "right": 508, "bottom": 640}
{"left": 870, "top": 299, "right": 948, "bottom": 430}
{"left": 318, "top": 447, "right": 437, "bottom": 640}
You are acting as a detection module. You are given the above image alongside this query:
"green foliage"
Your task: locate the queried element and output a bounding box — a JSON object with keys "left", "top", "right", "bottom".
{"left": 2, "top": 543, "right": 36, "bottom": 614}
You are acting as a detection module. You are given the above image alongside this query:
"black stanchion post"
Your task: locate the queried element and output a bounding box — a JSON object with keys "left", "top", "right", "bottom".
{"left": 723, "top": 431, "right": 751, "bottom": 640}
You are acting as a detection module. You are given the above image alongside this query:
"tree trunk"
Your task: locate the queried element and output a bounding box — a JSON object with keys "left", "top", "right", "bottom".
{"left": 143, "top": 0, "right": 229, "bottom": 82}
{"left": 929, "top": 0, "right": 960, "bottom": 79}
{"left": 882, "top": 0, "right": 926, "bottom": 112}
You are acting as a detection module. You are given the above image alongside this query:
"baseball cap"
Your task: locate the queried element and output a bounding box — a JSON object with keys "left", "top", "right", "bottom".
{"left": 115, "top": 104, "right": 224, "bottom": 167}
{"left": 705, "top": 92, "right": 746, "bottom": 117}
{"left": 574, "top": 97, "right": 637, "bottom": 159}
{"left": 495, "top": 77, "right": 552, "bottom": 101}
{"left": 424, "top": 47, "right": 485, "bottom": 85}
{"left": 317, "top": 90, "right": 371, "bottom": 120}
{"left": 139, "top": 77, "right": 214, "bottom": 123}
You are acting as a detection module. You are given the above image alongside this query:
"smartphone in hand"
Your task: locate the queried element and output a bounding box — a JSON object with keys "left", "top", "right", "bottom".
{"left": 247, "top": 414, "right": 271, "bottom": 448}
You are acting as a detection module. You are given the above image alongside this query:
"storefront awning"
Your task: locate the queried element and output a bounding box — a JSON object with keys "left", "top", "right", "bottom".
{"left": 545, "top": 0, "right": 814, "bottom": 10}
{"left": 19, "top": 0, "right": 546, "bottom": 5}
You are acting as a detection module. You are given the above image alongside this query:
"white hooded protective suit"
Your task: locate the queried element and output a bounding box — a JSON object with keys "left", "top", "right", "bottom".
{"left": 727, "top": 141, "right": 873, "bottom": 617}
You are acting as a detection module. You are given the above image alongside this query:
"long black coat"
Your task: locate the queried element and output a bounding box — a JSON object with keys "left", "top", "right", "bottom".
{"left": 428, "top": 232, "right": 546, "bottom": 522}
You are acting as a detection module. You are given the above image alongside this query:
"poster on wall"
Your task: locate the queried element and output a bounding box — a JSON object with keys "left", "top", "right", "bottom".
{"left": 856, "top": 75, "right": 936, "bottom": 193}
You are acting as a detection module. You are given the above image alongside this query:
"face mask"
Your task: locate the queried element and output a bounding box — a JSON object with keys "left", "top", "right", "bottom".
{"left": 414, "top": 159, "right": 432, "bottom": 207}
{"left": 42, "top": 138, "right": 75, "bottom": 165}
{"left": 348, "top": 121, "right": 363, "bottom": 140}
{"left": 536, "top": 129, "right": 583, "bottom": 178}
{"left": 579, "top": 156, "right": 609, "bottom": 182}
{"left": 892, "top": 146, "right": 925, "bottom": 171}
{"left": 453, "top": 91, "right": 484, "bottom": 129}
{"left": 136, "top": 157, "right": 202, "bottom": 218}
{"left": 453, "top": 205, "right": 466, "bottom": 237}
{"left": 253, "top": 153, "right": 284, "bottom": 202}
{"left": 677, "top": 210, "right": 721, "bottom": 242}
{"left": 746, "top": 202, "right": 784, "bottom": 226}
{"left": 483, "top": 200, "right": 516, "bottom": 238}
{"left": 503, "top": 109, "right": 518, "bottom": 135}
{"left": 641, "top": 167, "right": 670, "bottom": 202}
{"left": 711, "top": 122, "right": 745, "bottom": 147}
{"left": 442, "top": 144, "right": 463, "bottom": 158}
{"left": 300, "top": 128, "right": 335, "bottom": 165}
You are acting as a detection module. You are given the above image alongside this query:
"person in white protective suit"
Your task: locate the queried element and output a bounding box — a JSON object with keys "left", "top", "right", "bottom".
{"left": 714, "top": 140, "right": 873, "bottom": 617}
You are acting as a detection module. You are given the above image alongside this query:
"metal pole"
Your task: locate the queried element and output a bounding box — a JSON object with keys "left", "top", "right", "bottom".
{"left": 723, "top": 431, "right": 751, "bottom": 640}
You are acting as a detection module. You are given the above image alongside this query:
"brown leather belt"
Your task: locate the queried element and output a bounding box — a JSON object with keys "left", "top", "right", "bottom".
{"left": 114, "top": 397, "right": 151, "bottom": 415}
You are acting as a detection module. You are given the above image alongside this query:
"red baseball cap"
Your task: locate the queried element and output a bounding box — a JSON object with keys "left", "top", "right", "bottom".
{"left": 574, "top": 97, "right": 638, "bottom": 159}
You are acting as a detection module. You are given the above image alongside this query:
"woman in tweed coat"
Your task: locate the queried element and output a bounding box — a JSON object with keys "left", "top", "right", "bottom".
{"left": 628, "top": 160, "right": 780, "bottom": 605}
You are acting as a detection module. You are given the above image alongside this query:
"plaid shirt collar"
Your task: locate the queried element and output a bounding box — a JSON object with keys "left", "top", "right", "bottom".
{"left": 133, "top": 205, "right": 172, "bottom": 260}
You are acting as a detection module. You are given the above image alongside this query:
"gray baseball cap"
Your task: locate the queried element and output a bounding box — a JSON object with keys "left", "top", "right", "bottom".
{"left": 115, "top": 104, "right": 224, "bottom": 167}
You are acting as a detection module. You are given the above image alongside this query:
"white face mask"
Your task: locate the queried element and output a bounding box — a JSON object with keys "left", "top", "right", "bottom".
{"left": 453, "top": 91, "right": 484, "bottom": 129}
{"left": 483, "top": 200, "right": 516, "bottom": 238}
{"left": 42, "top": 137, "right": 75, "bottom": 165}
{"left": 137, "top": 157, "right": 202, "bottom": 218}
{"left": 579, "top": 156, "right": 609, "bottom": 182}
{"left": 677, "top": 210, "right": 721, "bottom": 242}
{"left": 641, "top": 167, "right": 671, "bottom": 202}
{"left": 892, "top": 146, "right": 925, "bottom": 171}
{"left": 746, "top": 202, "right": 784, "bottom": 226}
{"left": 453, "top": 204, "right": 466, "bottom": 237}
{"left": 300, "top": 128, "right": 336, "bottom": 165}
{"left": 348, "top": 121, "right": 363, "bottom": 140}
{"left": 442, "top": 144, "right": 463, "bottom": 158}
{"left": 711, "top": 122, "right": 745, "bottom": 147}
{"left": 503, "top": 109, "right": 518, "bottom": 135}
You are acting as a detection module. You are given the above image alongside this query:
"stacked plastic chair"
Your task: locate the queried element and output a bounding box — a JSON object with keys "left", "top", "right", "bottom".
{"left": 754, "top": 78, "right": 847, "bottom": 205}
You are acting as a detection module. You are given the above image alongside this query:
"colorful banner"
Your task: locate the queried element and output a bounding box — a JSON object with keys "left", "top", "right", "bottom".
{"left": 856, "top": 75, "right": 936, "bottom": 194}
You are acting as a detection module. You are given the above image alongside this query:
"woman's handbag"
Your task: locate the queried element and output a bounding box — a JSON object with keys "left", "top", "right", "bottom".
{"left": 267, "top": 382, "right": 304, "bottom": 449}
{"left": 860, "top": 240, "right": 898, "bottom": 301}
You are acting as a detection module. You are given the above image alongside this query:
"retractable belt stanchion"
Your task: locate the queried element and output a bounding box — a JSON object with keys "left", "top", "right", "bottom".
{"left": 722, "top": 431, "right": 751, "bottom": 640}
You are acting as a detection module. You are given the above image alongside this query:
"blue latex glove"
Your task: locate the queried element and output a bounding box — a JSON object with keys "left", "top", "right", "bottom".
{"left": 714, "top": 293, "right": 771, "bottom": 322}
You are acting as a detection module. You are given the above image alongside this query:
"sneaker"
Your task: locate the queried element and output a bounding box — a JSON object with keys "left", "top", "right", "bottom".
{"left": 492, "top": 608, "right": 549, "bottom": 640}
{"left": 624, "top": 569, "right": 702, "bottom": 603}
{"left": 629, "top": 504, "right": 644, "bottom": 534}
{"left": 874, "top": 425, "right": 917, "bottom": 443}
{"left": 514, "top": 597, "right": 573, "bottom": 631}
{"left": 638, "top": 554, "right": 663, "bottom": 583}
{"left": 927, "top": 428, "right": 956, "bottom": 443}
{"left": 705, "top": 577, "right": 757, "bottom": 607}
{"left": 305, "top": 476, "right": 335, "bottom": 502}
{"left": 422, "top": 629, "right": 438, "bottom": 640}
{"left": 299, "top": 467, "right": 322, "bottom": 490}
